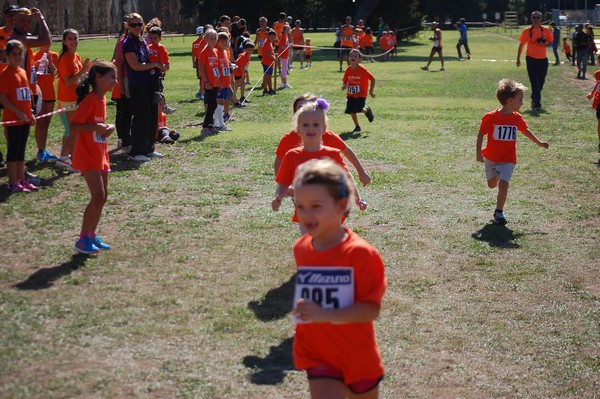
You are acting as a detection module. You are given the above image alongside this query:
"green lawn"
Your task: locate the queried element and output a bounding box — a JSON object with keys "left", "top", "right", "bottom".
{"left": 0, "top": 28, "right": 598, "bottom": 398}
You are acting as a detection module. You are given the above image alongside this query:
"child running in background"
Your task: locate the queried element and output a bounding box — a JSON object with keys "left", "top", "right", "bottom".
{"left": 476, "top": 79, "right": 549, "bottom": 225}
{"left": 291, "top": 158, "right": 386, "bottom": 399}
{"left": 70, "top": 60, "right": 117, "bottom": 254}
{"left": 304, "top": 38, "right": 312, "bottom": 67}
{"left": 233, "top": 41, "right": 254, "bottom": 107}
{"left": 274, "top": 93, "right": 371, "bottom": 187}
{"left": 562, "top": 37, "right": 573, "bottom": 64}
{"left": 56, "top": 28, "right": 92, "bottom": 171}
{"left": 342, "top": 49, "right": 375, "bottom": 133}
{"left": 278, "top": 24, "right": 292, "bottom": 89}
{"left": 272, "top": 99, "right": 367, "bottom": 226}
{"left": 197, "top": 28, "right": 220, "bottom": 135}
{"left": 33, "top": 43, "right": 59, "bottom": 163}
{"left": 0, "top": 40, "right": 38, "bottom": 193}
{"left": 156, "top": 94, "right": 180, "bottom": 144}
{"left": 215, "top": 31, "right": 233, "bottom": 131}
{"left": 586, "top": 70, "right": 600, "bottom": 152}
{"left": 261, "top": 30, "right": 277, "bottom": 95}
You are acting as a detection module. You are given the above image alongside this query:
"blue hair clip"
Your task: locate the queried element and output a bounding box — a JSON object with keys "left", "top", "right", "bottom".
{"left": 316, "top": 98, "right": 329, "bottom": 110}
{"left": 340, "top": 173, "right": 348, "bottom": 198}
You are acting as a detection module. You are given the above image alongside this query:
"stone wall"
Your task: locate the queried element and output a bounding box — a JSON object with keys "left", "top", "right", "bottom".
{"left": 5, "top": 0, "right": 196, "bottom": 35}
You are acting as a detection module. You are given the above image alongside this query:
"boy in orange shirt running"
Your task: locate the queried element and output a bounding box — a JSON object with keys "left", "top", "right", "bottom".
{"left": 342, "top": 49, "right": 375, "bottom": 132}
{"left": 476, "top": 79, "right": 549, "bottom": 225}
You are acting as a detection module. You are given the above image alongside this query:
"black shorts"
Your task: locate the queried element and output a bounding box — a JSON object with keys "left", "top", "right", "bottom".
{"left": 431, "top": 46, "right": 443, "bottom": 54}
{"left": 293, "top": 46, "right": 303, "bottom": 51}
{"left": 338, "top": 46, "right": 352, "bottom": 58}
{"left": 234, "top": 76, "right": 243, "bottom": 81}
{"left": 306, "top": 54, "right": 312, "bottom": 60}
{"left": 345, "top": 96, "right": 366, "bottom": 114}
{"left": 596, "top": 106, "right": 600, "bottom": 120}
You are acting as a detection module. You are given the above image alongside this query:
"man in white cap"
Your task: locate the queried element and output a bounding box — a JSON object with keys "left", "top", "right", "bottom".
{"left": 421, "top": 21, "right": 445, "bottom": 71}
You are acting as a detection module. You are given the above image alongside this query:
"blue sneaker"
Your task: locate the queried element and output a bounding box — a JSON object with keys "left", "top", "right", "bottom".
{"left": 92, "top": 236, "right": 111, "bottom": 250}
{"left": 195, "top": 92, "right": 205, "bottom": 100}
{"left": 74, "top": 236, "right": 100, "bottom": 254}
{"left": 37, "top": 149, "right": 58, "bottom": 163}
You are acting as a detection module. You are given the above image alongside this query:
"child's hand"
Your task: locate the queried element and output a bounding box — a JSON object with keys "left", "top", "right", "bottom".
{"left": 359, "top": 172, "right": 372, "bottom": 186}
{"left": 587, "top": 93, "right": 593, "bottom": 100}
{"left": 370, "top": 91, "right": 376, "bottom": 98}
{"left": 271, "top": 196, "right": 282, "bottom": 211}
{"left": 476, "top": 153, "right": 484, "bottom": 162}
{"left": 356, "top": 197, "right": 368, "bottom": 211}
{"left": 101, "top": 124, "right": 115, "bottom": 138}
{"left": 82, "top": 58, "right": 92, "bottom": 73}
{"left": 294, "top": 298, "right": 327, "bottom": 322}
{"left": 538, "top": 140, "right": 549, "bottom": 149}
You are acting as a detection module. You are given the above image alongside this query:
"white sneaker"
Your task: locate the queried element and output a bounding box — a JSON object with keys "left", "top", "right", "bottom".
{"left": 129, "top": 154, "right": 150, "bottom": 162}
{"left": 280, "top": 84, "right": 292, "bottom": 89}
{"left": 147, "top": 151, "right": 164, "bottom": 158}
{"left": 56, "top": 156, "right": 71, "bottom": 168}
{"left": 164, "top": 105, "right": 177, "bottom": 114}
{"left": 300, "top": 65, "right": 306, "bottom": 69}
{"left": 217, "top": 124, "right": 233, "bottom": 131}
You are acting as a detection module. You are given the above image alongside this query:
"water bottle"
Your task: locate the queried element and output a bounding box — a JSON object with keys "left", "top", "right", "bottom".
{"left": 36, "top": 53, "right": 48, "bottom": 76}
{"left": 30, "top": 66, "right": 37, "bottom": 84}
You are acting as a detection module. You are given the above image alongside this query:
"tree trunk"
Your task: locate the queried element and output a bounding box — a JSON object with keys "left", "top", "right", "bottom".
{"left": 354, "top": 0, "right": 383, "bottom": 22}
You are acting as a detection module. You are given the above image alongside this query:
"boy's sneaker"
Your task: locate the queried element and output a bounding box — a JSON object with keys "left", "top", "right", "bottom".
{"left": 262, "top": 90, "right": 269, "bottom": 96}
{"left": 268, "top": 90, "right": 277, "bottom": 95}
{"left": 217, "top": 124, "right": 233, "bottom": 131}
{"left": 421, "top": 65, "right": 429, "bottom": 70}
{"left": 233, "top": 101, "right": 246, "bottom": 108}
{"left": 146, "top": 151, "right": 164, "bottom": 159}
{"left": 365, "top": 106, "right": 374, "bottom": 123}
{"left": 129, "top": 154, "right": 150, "bottom": 162}
{"left": 21, "top": 179, "right": 40, "bottom": 191}
{"left": 493, "top": 210, "right": 508, "bottom": 225}
{"left": 280, "top": 83, "right": 293, "bottom": 89}
{"left": 195, "top": 92, "right": 204, "bottom": 100}
{"left": 37, "top": 149, "right": 58, "bottom": 163}
{"left": 8, "top": 182, "right": 31, "bottom": 193}
{"left": 164, "top": 104, "right": 177, "bottom": 114}
{"left": 240, "top": 96, "right": 251, "bottom": 103}
{"left": 56, "top": 156, "right": 71, "bottom": 168}
{"left": 352, "top": 125, "right": 362, "bottom": 133}
{"left": 201, "top": 127, "right": 218, "bottom": 135}
{"left": 440, "top": 67, "right": 445, "bottom": 71}
{"left": 25, "top": 172, "right": 41, "bottom": 186}
{"left": 74, "top": 236, "right": 100, "bottom": 254}
{"left": 92, "top": 236, "right": 111, "bottom": 251}
{"left": 224, "top": 113, "right": 235, "bottom": 122}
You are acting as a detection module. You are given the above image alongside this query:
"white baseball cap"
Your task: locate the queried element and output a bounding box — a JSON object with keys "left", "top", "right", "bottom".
{"left": 196, "top": 26, "right": 204, "bottom": 35}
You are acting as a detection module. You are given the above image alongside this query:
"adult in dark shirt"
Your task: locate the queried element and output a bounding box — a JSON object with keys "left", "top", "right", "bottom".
{"left": 574, "top": 23, "right": 591, "bottom": 79}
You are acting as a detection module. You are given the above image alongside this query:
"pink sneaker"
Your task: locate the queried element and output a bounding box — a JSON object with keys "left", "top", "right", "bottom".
{"left": 8, "top": 182, "right": 31, "bottom": 193}
{"left": 21, "top": 179, "right": 39, "bottom": 191}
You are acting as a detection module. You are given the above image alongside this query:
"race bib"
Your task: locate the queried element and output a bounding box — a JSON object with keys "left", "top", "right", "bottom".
{"left": 93, "top": 132, "right": 107, "bottom": 144}
{"left": 16, "top": 87, "right": 31, "bottom": 101}
{"left": 222, "top": 66, "right": 231, "bottom": 76}
{"left": 212, "top": 67, "right": 220, "bottom": 77}
{"left": 259, "top": 39, "right": 265, "bottom": 46}
{"left": 293, "top": 266, "right": 354, "bottom": 323}
{"left": 347, "top": 85, "right": 360, "bottom": 95}
{"left": 493, "top": 125, "right": 517, "bottom": 141}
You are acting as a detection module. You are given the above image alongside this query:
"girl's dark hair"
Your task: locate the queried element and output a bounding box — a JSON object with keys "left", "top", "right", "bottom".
{"left": 365, "top": 27, "right": 372, "bottom": 34}
{"left": 6, "top": 39, "right": 25, "bottom": 55}
{"left": 59, "top": 29, "right": 78, "bottom": 60}
{"left": 75, "top": 59, "right": 116, "bottom": 104}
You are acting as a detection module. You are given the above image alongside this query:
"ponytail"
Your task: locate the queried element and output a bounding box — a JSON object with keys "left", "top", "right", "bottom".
{"left": 75, "top": 59, "right": 117, "bottom": 104}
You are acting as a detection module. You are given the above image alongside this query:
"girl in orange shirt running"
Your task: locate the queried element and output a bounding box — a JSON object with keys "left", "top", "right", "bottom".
{"left": 70, "top": 60, "right": 117, "bottom": 254}
{"left": 291, "top": 158, "right": 386, "bottom": 399}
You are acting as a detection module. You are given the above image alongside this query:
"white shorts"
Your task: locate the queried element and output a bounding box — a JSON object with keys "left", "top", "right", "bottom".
{"left": 484, "top": 158, "right": 515, "bottom": 182}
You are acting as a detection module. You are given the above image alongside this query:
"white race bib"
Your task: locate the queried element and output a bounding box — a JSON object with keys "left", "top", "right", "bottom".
{"left": 347, "top": 85, "right": 360, "bottom": 95}
{"left": 16, "top": 87, "right": 31, "bottom": 101}
{"left": 222, "top": 66, "right": 231, "bottom": 76}
{"left": 493, "top": 125, "right": 517, "bottom": 141}
{"left": 93, "top": 132, "right": 107, "bottom": 144}
{"left": 293, "top": 266, "right": 354, "bottom": 324}
{"left": 212, "top": 67, "right": 220, "bottom": 77}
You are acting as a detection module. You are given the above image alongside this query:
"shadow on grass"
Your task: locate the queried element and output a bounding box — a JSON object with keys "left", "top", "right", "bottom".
{"left": 242, "top": 337, "right": 294, "bottom": 385}
{"left": 247, "top": 274, "right": 295, "bottom": 322}
{"left": 522, "top": 108, "right": 548, "bottom": 117}
{"left": 472, "top": 223, "right": 523, "bottom": 249}
{"left": 14, "top": 254, "right": 91, "bottom": 290}
{"left": 339, "top": 131, "right": 364, "bottom": 141}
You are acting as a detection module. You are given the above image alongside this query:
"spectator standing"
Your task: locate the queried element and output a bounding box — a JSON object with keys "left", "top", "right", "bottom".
{"left": 574, "top": 23, "right": 591, "bottom": 80}
{"left": 550, "top": 22, "right": 560, "bottom": 65}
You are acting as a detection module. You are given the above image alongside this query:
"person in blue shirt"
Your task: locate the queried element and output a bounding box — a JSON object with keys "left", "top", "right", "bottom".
{"left": 455, "top": 18, "right": 471, "bottom": 60}
{"left": 550, "top": 22, "right": 561, "bottom": 65}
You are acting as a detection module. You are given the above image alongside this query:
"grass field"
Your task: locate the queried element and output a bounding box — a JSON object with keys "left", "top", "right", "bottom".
{"left": 0, "top": 28, "right": 599, "bottom": 398}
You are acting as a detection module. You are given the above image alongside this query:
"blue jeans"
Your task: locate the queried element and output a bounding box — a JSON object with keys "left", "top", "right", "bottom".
{"left": 577, "top": 49, "right": 588, "bottom": 77}
{"left": 525, "top": 56, "right": 548, "bottom": 106}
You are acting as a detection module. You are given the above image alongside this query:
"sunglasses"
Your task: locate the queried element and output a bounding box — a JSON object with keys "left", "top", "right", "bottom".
{"left": 532, "top": 16, "right": 541, "bottom": 19}
{"left": 18, "top": 9, "right": 32, "bottom": 15}
{"left": 129, "top": 22, "right": 143, "bottom": 28}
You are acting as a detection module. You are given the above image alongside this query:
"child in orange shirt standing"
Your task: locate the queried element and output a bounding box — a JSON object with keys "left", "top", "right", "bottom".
{"left": 215, "top": 31, "right": 233, "bottom": 131}
{"left": 233, "top": 41, "right": 254, "bottom": 107}
{"left": 278, "top": 24, "right": 292, "bottom": 89}
{"left": 363, "top": 27, "right": 375, "bottom": 62}
{"left": 290, "top": 19, "right": 305, "bottom": 69}
{"left": 304, "top": 38, "right": 313, "bottom": 67}
{"left": 342, "top": 49, "right": 375, "bottom": 133}
{"left": 0, "top": 40, "right": 37, "bottom": 193}
{"left": 70, "top": 60, "right": 117, "bottom": 254}
{"left": 33, "top": 43, "right": 59, "bottom": 163}
{"left": 476, "top": 79, "right": 549, "bottom": 225}
{"left": 586, "top": 70, "right": 600, "bottom": 152}
{"left": 261, "top": 30, "right": 277, "bottom": 95}
{"left": 197, "top": 29, "right": 220, "bottom": 135}
{"left": 291, "top": 158, "right": 386, "bottom": 399}
{"left": 192, "top": 26, "right": 206, "bottom": 100}
{"left": 148, "top": 26, "right": 175, "bottom": 113}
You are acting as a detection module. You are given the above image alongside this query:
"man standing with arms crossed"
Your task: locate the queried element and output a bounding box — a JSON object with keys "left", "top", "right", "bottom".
{"left": 516, "top": 11, "right": 553, "bottom": 110}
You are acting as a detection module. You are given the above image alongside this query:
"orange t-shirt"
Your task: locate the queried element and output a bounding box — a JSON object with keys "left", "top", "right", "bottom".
{"left": 277, "top": 146, "right": 348, "bottom": 187}
{"left": 0, "top": 65, "right": 32, "bottom": 125}
{"left": 192, "top": 37, "right": 206, "bottom": 62}
{"left": 278, "top": 35, "right": 290, "bottom": 59}
{"left": 292, "top": 27, "right": 303, "bottom": 45}
{"left": 343, "top": 64, "right": 374, "bottom": 99}
{"left": 148, "top": 43, "right": 169, "bottom": 65}
{"left": 591, "top": 81, "right": 600, "bottom": 109}
{"left": 34, "top": 50, "right": 58, "bottom": 101}
{"left": 198, "top": 46, "right": 220, "bottom": 88}
{"left": 518, "top": 26, "right": 554, "bottom": 59}
{"left": 71, "top": 93, "right": 110, "bottom": 171}
{"left": 305, "top": 44, "right": 312, "bottom": 56}
{"left": 255, "top": 28, "right": 269, "bottom": 57}
{"left": 0, "top": 26, "right": 12, "bottom": 64}
{"left": 364, "top": 33, "right": 374, "bottom": 47}
{"left": 261, "top": 40, "right": 275, "bottom": 66}
{"left": 233, "top": 51, "right": 251, "bottom": 77}
{"left": 293, "top": 228, "right": 386, "bottom": 385}
{"left": 340, "top": 25, "right": 354, "bottom": 47}
{"left": 479, "top": 109, "right": 529, "bottom": 164}
{"left": 57, "top": 52, "right": 83, "bottom": 102}
{"left": 217, "top": 48, "right": 231, "bottom": 88}
{"left": 275, "top": 130, "right": 347, "bottom": 160}
{"left": 273, "top": 21, "right": 286, "bottom": 39}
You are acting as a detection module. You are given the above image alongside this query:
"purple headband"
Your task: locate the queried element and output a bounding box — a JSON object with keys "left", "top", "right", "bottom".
{"left": 316, "top": 98, "right": 329, "bottom": 110}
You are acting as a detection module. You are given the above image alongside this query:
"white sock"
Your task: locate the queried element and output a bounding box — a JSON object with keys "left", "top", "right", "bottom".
{"left": 215, "top": 105, "right": 224, "bottom": 127}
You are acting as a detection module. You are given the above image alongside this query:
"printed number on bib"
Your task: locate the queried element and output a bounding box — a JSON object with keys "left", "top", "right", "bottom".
{"left": 347, "top": 85, "right": 360, "bottom": 95}
{"left": 493, "top": 125, "right": 517, "bottom": 141}
{"left": 93, "top": 132, "right": 107, "bottom": 144}
{"left": 212, "top": 67, "right": 220, "bottom": 77}
{"left": 222, "top": 67, "right": 231, "bottom": 76}
{"left": 16, "top": 87, "right": 31, "bottom": 101}
{"left": 293, "top": 266, "right": 354, "bottom": 323}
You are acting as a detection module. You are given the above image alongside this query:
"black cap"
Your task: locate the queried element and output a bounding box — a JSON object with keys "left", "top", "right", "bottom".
{"left": 4, "top": 5, "right": 19, "bottom": 14}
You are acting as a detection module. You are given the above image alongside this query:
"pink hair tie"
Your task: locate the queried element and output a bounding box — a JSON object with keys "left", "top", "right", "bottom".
{"left": 316, "top": 98, "right": 329, "bottom": 110}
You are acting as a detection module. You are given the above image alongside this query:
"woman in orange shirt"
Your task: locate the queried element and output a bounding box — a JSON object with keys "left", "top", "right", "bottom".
{"left": 56, "top": 28, "right": 91, "bottom": 170}
{"left": 70, "top": 60, "right": 117, "bottom": 254}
